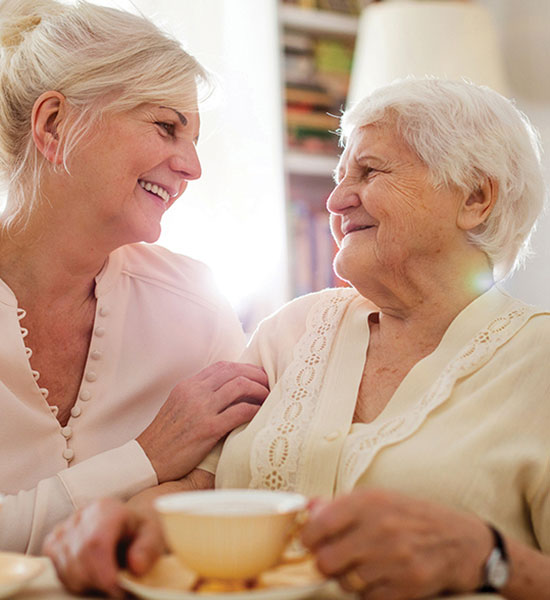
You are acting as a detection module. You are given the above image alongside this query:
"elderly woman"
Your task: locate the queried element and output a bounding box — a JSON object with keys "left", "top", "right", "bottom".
{"left": 45, "top": 80, "right": 550, "bottom": 598}
{"left": 0, "top": 0, "right": 268, "bottom": 555}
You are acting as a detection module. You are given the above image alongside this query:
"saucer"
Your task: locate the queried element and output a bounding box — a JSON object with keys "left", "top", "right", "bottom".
{"left": 0, "top": 552, "right": 45, "bottom": 599}
{"left": 119, "top": 555, "right": 329, "bottom": 600}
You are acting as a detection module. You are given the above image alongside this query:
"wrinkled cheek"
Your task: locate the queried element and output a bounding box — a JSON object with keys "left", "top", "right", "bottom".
{"left": 375, "top": 224, "right": 412, "bottom": 268}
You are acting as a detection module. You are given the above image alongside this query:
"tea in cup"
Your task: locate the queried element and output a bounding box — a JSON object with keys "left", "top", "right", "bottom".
{"left": 154, "top": 489, "right": 307, "bottom": 580}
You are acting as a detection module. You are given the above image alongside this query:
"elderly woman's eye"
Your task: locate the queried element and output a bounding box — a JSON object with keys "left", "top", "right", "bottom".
{"left": 155, "top": 121, "right": 176, "bottom": 136}
{"left": 363, "top": 167, "right": 376, "bottom": 178}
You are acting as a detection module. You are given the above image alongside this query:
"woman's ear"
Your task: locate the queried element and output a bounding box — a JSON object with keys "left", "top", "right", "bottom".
{"left": 456, "top": 178, "right": 498, "bottom": 232}
{"left": 31, "top": 91, "right": 67, "bottom": 164}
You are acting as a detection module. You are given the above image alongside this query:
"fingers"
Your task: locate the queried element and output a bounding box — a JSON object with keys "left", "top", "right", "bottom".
{"left": 43, "top": 499, "right": 141, "bottom": 598}
{"left": 126, "top": 515, "right": 165, "bottom": 576}
{"left": 214, "top": 401, "right": 263, "bottom": 435}
{"left": 214, "top": 377, "right": 269, "bottom": 412}
{"left": 315, "top": 526, "right": 368, "bottom": 576}
{"left": 194, "top": 361, "right": 269, "bottom": 390}
{"left": 301, "top": 492, "right": 362, "bottom": 550}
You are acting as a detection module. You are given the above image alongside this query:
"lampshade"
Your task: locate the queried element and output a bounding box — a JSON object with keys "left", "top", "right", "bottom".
{"left": 347, "top": 0, "right": 509, "bottom": 106}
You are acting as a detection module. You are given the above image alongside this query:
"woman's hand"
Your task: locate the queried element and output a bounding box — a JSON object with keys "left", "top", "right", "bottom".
{"left": 301, "top": 489, "right": 493, "bottom": 600}
{"left": 137, "top": 361, "right": 269, "bottom": 482}
{"left": 43, "top": 498, "right": 164, "bottom": 599}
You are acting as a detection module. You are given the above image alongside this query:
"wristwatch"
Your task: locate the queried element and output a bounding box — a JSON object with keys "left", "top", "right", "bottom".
{"left": 477, "top": 525, "right": 510, "bottom": 593}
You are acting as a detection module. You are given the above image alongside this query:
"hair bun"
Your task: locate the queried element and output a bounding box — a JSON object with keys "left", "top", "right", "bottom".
{"left": 0, "top": 14, "right": 41, "bottom": 48}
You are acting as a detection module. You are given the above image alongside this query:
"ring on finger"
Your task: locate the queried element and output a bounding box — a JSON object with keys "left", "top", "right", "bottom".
{"left": 342, "top": 567, "right": 366, "bottom": 592}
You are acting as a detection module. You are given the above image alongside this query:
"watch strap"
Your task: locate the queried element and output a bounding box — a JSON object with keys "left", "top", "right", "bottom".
{"left": 476, "top": 525, "right": 509, "bottom": 593}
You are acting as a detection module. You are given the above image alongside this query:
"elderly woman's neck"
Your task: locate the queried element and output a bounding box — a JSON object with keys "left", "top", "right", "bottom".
{"left": 357, "top": 256, "right": 494, "bottom": 347}
{"left": 0, "top": 220, "right": 103, "bottom": 308}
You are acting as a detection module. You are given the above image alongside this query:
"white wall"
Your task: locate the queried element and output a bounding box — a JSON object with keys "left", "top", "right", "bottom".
{"left": 480, "top": 0, "right": 550, "bottom": 304}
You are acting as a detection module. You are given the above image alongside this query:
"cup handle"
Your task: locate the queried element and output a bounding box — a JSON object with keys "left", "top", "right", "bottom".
{"left": 280, "top": 509, "right": 311, "bottom": 565}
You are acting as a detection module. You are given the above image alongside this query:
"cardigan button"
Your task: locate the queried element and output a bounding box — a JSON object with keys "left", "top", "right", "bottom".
{"left": 94, "top": 326, "right": 106, "bottom": 337}
{"left": 79, "top": 389, "right": 91, "bottom": 401}
{"left": 71, "top": 406, "right": 82, "bottom": 418}
{"left": 61, "top": 426, "right": 72, "bottom": 439}
{"left": 99, "top": 306, "right": 110, "bottom": 317}
{"left": 324, "top": 430, "right": 340, "bottom": 442}
{"left": 90, "top": 350, "right": 102, "bottom": 360}
{"left": 85, "top": 371, "right": 97, "bottom": 382}
{"left": 63, "top": 448, "right": 74, "bottom": 461}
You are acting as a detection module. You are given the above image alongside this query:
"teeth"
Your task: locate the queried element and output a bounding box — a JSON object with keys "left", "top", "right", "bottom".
{"left": 139, "top": 180, "right": 170, "bottom": 203}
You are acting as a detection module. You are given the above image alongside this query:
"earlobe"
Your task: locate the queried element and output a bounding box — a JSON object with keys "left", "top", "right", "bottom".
{"left": 31, "top": 91, "right": 67, "bottom": 165}
{"left": 457, "top": 178, "right": 498, "bottom": 232}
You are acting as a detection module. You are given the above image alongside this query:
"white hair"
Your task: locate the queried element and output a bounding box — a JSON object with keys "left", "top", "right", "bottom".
{"left": 0, "top": 0, "right": 211, "bottom": 231}
{"left": 341, "top": 77, "right": 547, "bottom": 279}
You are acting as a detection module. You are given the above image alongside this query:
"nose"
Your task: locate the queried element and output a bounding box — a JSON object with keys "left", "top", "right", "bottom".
{"left": 170, "top": 141, "right": 202, "bottom": 181}
{"left": 326, "top": 179, "right": 360, "bottom": 215}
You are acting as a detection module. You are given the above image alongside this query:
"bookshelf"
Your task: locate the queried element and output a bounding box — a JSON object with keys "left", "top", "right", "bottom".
{"left": 279, "top": 0, "right": 359, "bottom": 296}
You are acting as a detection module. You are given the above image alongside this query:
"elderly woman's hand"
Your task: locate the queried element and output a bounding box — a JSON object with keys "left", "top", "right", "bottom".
{"left": 43, "top": 498, "right": 164, "bottom": 599}
{"left": 301, "top": 489, "right": 493, "bottom": 599}
{"left": 137, "top": 361, "right": 269, "bottom": 482}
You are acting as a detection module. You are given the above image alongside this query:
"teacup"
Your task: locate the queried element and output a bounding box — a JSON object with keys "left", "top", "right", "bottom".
{"left": 154, "top": 489, "right": 307, "bottom": 580}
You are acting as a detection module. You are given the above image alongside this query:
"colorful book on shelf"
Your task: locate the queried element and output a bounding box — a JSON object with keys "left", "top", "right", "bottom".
{"left": 281, "top": 0, "right": 361, "bottom": 13}
{"left": 291, "top": 201, "right": 347, "bottom": 295}
{"left": 286, "top": 108, "right": 339, "bottom": 130}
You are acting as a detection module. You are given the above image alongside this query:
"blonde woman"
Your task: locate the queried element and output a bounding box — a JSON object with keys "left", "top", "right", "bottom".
{"left": 0, "top": 0, "right": 268, "bottom": 555}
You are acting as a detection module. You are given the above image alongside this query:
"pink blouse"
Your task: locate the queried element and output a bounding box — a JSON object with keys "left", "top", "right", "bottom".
{"left": 0, "top": 243, "right": 245, "bottom": 553}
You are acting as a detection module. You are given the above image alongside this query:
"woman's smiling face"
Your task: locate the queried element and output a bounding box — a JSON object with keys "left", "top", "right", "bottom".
{"left": 327, "top": 122, "right": 467, "bottom": 289}
{"left": 62, "top": 100, "right": 201, "bottom": 248}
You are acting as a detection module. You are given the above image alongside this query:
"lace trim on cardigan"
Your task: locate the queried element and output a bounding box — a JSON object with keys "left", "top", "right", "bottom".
{"left": 17, "top": 307, "right": 50, "bottom": 402}
{"left": 249, "top": 288, "right": 357, "bottom": 491}
{"left": 338, "top": 303, "right": 534, "bottom": 492}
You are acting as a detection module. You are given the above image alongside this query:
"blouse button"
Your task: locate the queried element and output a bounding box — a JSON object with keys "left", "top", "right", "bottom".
{"left": 85, "top": 371, "right": 97, "bottom": 382}
{"left": 71, "top": 406, "right": 82, "bottom": 418}
{"left": 94, "top": 327, "right": 106, "bottom": 337}
{"left": 79, "top": 389, "right": 92, "bottom": 402}
{"left": 61, "top": 426, "right": 72, "bottom": 439}
{"left": 324, "top": 431, "right": 340, "bottom": 442}
{"left": 63, "top": 448, "right": 74, "bottom": 461}
{"left": 90, "top": 349, "right": 102, "bottom": 360}
{"left": 99, "top": 306, "right": 110, "bottom": 317}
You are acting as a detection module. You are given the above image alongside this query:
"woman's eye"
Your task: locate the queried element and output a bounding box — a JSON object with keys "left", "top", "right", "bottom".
{"left": 155, "top": 121, "right": 176, "bottom": 136}
{"left": 363, "top": 167, "right": 375, "bottom": 177}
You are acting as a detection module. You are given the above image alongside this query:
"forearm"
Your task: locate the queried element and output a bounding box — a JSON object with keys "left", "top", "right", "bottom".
{"left": 499, "top": 537, "right": 550, "bottom": 600}
{"left": 0, "top": 441, "right": 156, "bottom": 554}
{"left": 126, "top": 469, "right": 214, "bottom": 513}
{"left": 452, "top": 520, "right": 550, "bottom": 600}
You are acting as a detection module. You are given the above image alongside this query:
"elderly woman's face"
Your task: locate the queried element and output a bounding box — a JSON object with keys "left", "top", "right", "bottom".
{"left": 328, "top": 123, "right": 466, "bottom": 288}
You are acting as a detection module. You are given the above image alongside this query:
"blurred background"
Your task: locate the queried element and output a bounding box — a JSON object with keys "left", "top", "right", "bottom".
{"left": 3, "top": 0, "right": 549, "bottom": 333}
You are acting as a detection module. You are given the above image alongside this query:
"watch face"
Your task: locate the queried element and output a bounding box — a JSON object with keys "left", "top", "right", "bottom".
{"left": 487, "top": 549, "right": 509, "bottom": 589}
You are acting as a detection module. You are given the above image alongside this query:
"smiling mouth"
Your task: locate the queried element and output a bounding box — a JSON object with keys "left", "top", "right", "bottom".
{"left": 347, "top": 225, "right": 374, "bottom": 234}
{"left": 138, "top": 179, "right": 171, "bottom": 204}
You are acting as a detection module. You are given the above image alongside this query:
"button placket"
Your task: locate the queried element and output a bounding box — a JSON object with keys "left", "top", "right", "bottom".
{"left": 63, "top": 304, "right": 109, "bottom": 464}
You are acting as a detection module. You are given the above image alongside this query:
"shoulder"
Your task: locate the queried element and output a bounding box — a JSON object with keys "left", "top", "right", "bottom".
{"left": 258, "top": 287, "right": 358, "bottom": 332}
{"left": 106, "top": 243, "right": 224, "bottom": 312}
{"left": 496, "top": 288, "right": 550, "bottom": 341}
{"left": 514, "top": 309, "right": 550, "bottom": 350}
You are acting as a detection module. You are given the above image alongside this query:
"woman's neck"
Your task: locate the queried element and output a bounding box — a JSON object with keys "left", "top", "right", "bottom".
{"left": 356, "top": 251, "right": 494, "bottom": 350}
{"left": 0, "top": 219, "right": 106, "bottom": 309}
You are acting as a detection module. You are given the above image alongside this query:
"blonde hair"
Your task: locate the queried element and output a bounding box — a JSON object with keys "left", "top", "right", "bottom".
{"left": 342, "top": 78, "right": 547, "bottom": 280}
{"left": 0, "top": 0, "right": 211, "bottom": 231}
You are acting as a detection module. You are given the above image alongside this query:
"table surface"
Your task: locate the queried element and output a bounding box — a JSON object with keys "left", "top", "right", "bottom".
{"left": 14, "top": 558, "right": 505, "bottom": 600}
